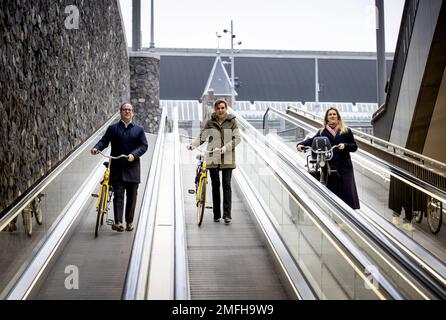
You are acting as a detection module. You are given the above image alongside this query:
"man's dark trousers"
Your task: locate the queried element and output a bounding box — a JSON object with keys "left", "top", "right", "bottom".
{"left": 112, "top": 181, "right": 139, "bottom": 224}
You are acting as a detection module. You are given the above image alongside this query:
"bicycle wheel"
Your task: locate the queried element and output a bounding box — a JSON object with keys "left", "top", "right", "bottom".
{"left": 33, "top": 199, "right": 43, "bottom": 225}
{"left": 101, "top": 189, "right": 112, "bottom": 226}
{"left": 319, "top": 165, "right": 328, "bottom": 186}
{"left": 427, "top": 197, "right": 442, "bottom": 234}
{"left": 197, "top": 176, "right": 207, "bottom": 226}
{"left": 95, "top": 185, "right": 107, "bottom": 238}
{"left": 100, "top": 208, "right": 106, "bottom": 226}
{"left": 413, "top": 211, "right": 423, "bottom": 223}
{"left": 22, "top": 209, "right": 32, "bottom": 237}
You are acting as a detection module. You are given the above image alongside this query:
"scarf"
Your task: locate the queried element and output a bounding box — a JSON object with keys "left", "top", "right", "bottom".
{"left": 326, "top": 123, "right": 339, "bottom": 137}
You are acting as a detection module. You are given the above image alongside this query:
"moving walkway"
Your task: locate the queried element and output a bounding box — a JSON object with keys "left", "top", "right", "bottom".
{"left": 2, "top": 106, "right": 446, "bottom": 299}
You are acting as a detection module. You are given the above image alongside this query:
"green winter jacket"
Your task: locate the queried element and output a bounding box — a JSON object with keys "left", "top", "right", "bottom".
{"left": 192, "top": 112, "right": 241, "bottom": 169}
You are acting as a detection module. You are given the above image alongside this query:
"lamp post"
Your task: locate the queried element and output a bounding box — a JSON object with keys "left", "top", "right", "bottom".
{"left": 149, "top": 0, "right": 155, "bottom": 50}
{"left": 375, "top": 0, "right": 386, "bottom": 106}
{"left": 132, "top": 0, "right": 141, "bottom": 51}
{"left": 223, "top": 20, "right": 241, "bottom": 108}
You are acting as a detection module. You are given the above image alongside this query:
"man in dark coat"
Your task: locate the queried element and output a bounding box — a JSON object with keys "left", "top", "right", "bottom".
{"left": 91, "top": 103, "right": 148, "bottom": 232}
{"left": 297, "top": 107, "right": 360, "bottom": 209}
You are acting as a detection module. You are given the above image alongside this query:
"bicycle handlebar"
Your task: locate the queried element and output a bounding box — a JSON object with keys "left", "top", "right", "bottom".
{"left": 97, "top": 150, "right": 129, "bottom": 159}
{"left": 193, "top": 146, "right": 215, "bottom": 155}
{"left": 303, "top": 145, "right": 339, "bottom": 154}
{"left": 187, "top": 142, "right": 220, "bottom": 155}
{"left": 184, "top": 134, "right": 226, "bottom": 155}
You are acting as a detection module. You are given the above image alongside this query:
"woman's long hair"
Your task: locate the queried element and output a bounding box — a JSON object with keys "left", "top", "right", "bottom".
{"left": 320, "top": 107, "right": 348, "bottom": 134}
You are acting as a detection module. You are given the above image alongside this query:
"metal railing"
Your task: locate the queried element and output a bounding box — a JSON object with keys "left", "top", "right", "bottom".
{"left": 173, "top": 106, "right": 191, "bottom": 299}
{"left": 0, "top": 113, "right": 120, "bottom": 231}
{"left": 257, "top": 108, "right": 446, "bottom": 297}
{"left": 122, "top": 108, "right": 167, "bottom": 299}
{"left": 372, "top": 0, "right": 421, "bottom": 138}
{"left": 236, "top": 111, "right": 409, "bottom": 299}
{"left": 3, "top": 113, "right": 121, "bottom": 299}
{"left": 262, "top": 107, "right": 446, "bottom": 296}
{"left": 284, "top": 106, "right": 446, "bottom": 199}
{"left": 287, "top": 105, "right": 446, "bottom": 175}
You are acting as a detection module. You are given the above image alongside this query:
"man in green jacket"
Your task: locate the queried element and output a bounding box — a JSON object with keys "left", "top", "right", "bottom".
{"left": 187, "top": 99, "right": 240, "bottom": 224}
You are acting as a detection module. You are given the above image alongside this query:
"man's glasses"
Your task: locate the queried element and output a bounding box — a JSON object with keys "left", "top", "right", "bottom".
{"left": 121, "top": 109, "right": 133, "bottom": 112}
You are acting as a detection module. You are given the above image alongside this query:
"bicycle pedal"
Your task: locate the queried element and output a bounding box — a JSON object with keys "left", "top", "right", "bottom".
{"left": 106, "top": 219, "right": 114, "bottom": 226}
{"left": 188, "top": 189, "right": 195, "bottom": 194}
{"left": 91, "top": 193, "right": 99, "bottom": 198}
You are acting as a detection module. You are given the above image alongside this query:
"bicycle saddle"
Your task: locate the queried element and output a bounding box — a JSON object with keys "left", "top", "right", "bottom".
{"left": 103, "top": 161, "right": 109, "bottom": 167}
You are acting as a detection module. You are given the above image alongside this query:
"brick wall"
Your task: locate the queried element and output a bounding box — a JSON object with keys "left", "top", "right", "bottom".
{"left": 0, "top": 0, "right": 130, "bottom": 212}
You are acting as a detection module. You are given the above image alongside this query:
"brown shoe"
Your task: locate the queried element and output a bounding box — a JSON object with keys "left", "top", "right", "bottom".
{"left": 112, "top": 223, "right": 124, "bottom": 232}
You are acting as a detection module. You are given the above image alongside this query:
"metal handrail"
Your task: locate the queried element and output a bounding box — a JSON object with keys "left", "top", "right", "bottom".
{"left": 4, "top": 113, "right": 123, "bottom": 299}
{"left": 266, "top": 106, "right": 446, "bottom": 203}
{"left": 173, "top": 106, "right": 191, "bottom": 299}
{"left": 261, "top": 107, "right": 446, "bottom": 296}
{"left": 237, "top": 113, "right": 405, "bottom": 299}
{"left": 249, "top": 110, "right": 446, "bottom": 297}
{"left": 233, "top": 166, "right": 316, "bottom": 300}
{"left": 122, "top": 108, "right": 167, "bottom": 299}
{"left": 0, "top": 113, "right": 120, "bottom": 231}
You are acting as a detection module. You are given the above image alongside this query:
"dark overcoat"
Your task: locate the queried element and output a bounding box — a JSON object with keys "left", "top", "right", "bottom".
{"left": 297, "top": 127, "right": 360, "bottom": 209}
{"left": 95, "top": 121, "right": 148, "bottom": 184}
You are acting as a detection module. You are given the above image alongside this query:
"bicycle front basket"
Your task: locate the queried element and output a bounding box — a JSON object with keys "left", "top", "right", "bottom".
{"left": 311, "top": 136, "right": 332, "bottom": 151}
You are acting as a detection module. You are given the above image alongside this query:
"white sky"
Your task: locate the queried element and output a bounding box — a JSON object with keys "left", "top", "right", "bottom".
{"left": 119, "top": 0, "right": 405, "bottom": 52}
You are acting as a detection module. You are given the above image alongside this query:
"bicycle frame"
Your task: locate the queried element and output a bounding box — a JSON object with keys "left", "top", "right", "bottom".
{"left": 196, "top": 154, "right": 207, "bottom": 204}
{"left": 186, "top": 143, "right": 214, "bottom": 226}
{"left": 96, "top": 161, "right": 112, "bottom": 217}
{"left": 186, "top": 142, "right": 212, "bottom": 197}
{"left": 304, "top": 144, "right": 338, "bottom": 186}
{"left": 93, "top": 151, "right": 128, "bottom": 236}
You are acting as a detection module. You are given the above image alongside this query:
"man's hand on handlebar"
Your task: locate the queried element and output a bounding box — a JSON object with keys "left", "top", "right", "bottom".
{"left": 91, "top": 148, "right": 98, "bottom": 155}
{"left": 127, "top": 154, "right": 135, "bottom": 162}
{"left": 338, "top": 143, "right": 345, "bottom": 150}
{"left": 186, "top": 144, "right": 194, "bottom": 151}
{"left": 296, "top": 145, "right": 304, "bottom": 152}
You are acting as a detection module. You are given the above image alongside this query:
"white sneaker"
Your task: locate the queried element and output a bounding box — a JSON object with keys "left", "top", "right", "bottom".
{"left": 392, "top": 216, "right": 400, "bottom": 226}
{"left": 403, "top": 221, "right": 414, "bottom": 231}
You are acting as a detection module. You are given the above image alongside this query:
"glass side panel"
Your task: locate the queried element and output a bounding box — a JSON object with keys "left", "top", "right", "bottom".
{"left": 0, "top": 135, "right": 106, "bottom": 297}
{"left": 238, "top": 116, "right": 432, "bottom": 299}
{"left": 263, "top": 111, "right": 446, "bottom": 267}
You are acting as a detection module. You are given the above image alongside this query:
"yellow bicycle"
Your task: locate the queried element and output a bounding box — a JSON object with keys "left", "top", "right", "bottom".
{"left": 185, "top": 140, "right": 213, "bottom": 227}
{"left": 194, "top": 151, "right": 208, "bottom": 226}
{"left": 92, "top": 150, "right": 128, "bottom": 238}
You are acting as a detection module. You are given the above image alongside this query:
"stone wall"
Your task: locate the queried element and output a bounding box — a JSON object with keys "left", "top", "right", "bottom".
{"left": 129, "top": 53, "right": 161, "bottom": 133}
{"left": 0, "top": 0, "right": 130, "bottom": 213}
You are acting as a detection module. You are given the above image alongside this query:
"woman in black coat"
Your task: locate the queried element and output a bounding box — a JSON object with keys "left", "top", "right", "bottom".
{"left": 296, "top": 107, "right": 360, "bottom": 209}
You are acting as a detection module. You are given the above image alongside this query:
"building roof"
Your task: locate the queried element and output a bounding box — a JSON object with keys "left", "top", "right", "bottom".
{"left": 158, "top": 48, "right": 393, "bottom": 103}
{"left": 201, "top": 55, "right": 237, "bottom": 98}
